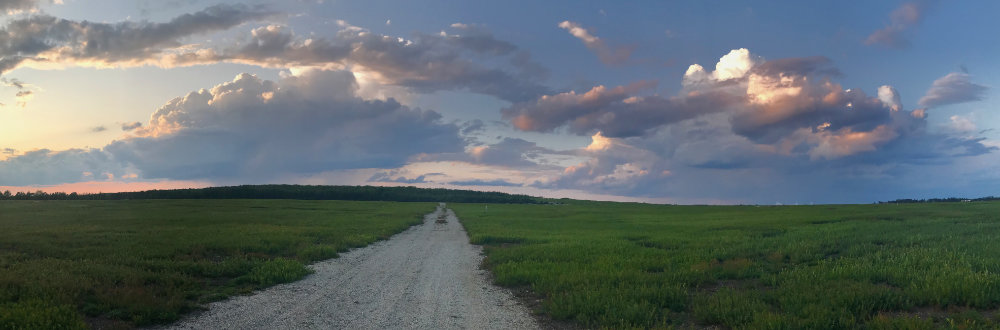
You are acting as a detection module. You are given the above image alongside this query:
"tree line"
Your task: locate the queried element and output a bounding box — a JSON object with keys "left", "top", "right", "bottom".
{"left": 0, "top": 185, "right": 547, "bottom": 204}
{"left": 879, "top": 196, "right": 1000, "bottom": 204}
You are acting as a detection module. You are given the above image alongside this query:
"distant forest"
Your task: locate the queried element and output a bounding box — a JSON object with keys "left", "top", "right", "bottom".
{"left": 0, "top": 185, "right": 546, "bottom": 204}
{"left": 880, "top": 196, "right": 1000, "bottom": 204}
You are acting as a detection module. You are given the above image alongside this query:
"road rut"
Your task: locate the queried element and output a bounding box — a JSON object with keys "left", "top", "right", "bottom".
{"left": 165, "top": 203, "right": 539, "bottom": 330}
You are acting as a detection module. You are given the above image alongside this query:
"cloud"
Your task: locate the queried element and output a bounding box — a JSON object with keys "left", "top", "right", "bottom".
{"left": 411, "top": 135, "right": 565, "bottom": 170}
{"left": 120, "top": 121, "right": 143, "bottom": 131}
{"left": 535, "top": 113, "right": 996, "bottom": 202}
{"left": 1, "top": 77, "right": 36, "bottom": 108}
{"left": 518, "top": 48, "right": 995, "bottom": 201}
{"left": 501, "top": 80, "right": 746, "bottom": 138}
{"left": 0, "top": 0, "right": 37, "bottom": 13}
{"left": 2, "top": 9, "right": 550, "bottom": 104}
{"left": 918, "top": 72, "right": 988, "bottom": 108}
{"left": 12, "top": 90, "right": 32, "bottom": 108}
{"left": 448, "top": 179, "right": 520, "bottom": 187}
{"left": 537, "top": 132, "right": 661, "bottom": 191}
{"left": 503, "top": 48, "right": 936, "bottom": 165}
{"left": 865, "top": 1, "right": 936, "bottom": 49}
{"left": 683, "top": 48, "right": 764, "bottom": 86}
{"left": 805, "top": 125, "right": 899, "bottom": 160}
{"left": 0, "top": 148, "right": 126, "bottom": 186}
{"left": 948, "top": 115, "right": 976, "bottom": 133}
{"left": 171, "top": 23, "right": 550, "bottom": 103}
{"left": 558, "top": 20, "right": 633, "bottom": 65}
{"left": 467, "top": 137, "right": 554, "bottom": 167}
{"left": 367, "top": 170, "right": 440, "bottom": 184}
{"left": 460, "top": 119, "right": 486, "bottom": 135}
{"left": 91, "top": 126, "right": 107, "bottom": 133}
{"left": 0, "top": 77, "right": 24, "bottom": 89}
{"left": 877, "top": 85, "right": 902, "bottom": 111}
{"left": 0, "top": 4, "right": 275, "bottom": 75}
{"left": 0, "top": 69, "right": 465, "bottom": 185}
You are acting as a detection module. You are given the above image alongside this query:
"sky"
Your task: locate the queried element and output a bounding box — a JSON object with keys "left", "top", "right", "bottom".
{"left": 0, "top": 0, "right": 997, "bottom": 204}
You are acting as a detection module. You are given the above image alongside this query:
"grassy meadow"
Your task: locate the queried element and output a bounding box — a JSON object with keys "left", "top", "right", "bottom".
{"left": 0, "top": 200, "right": 433, "bottom": 329}
{"left": 452, "top": 201, "right": 1000, "bottom": 329}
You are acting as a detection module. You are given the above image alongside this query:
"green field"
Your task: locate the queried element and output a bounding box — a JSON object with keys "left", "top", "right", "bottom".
{"left": 452, "top": 201, "right": 1000, "bottom": 329}
{"left": 0, "top": 200, "right": 433, "bottom": 329}
{"left": 5, "top": 198, "right": 1000, "bottom": 329}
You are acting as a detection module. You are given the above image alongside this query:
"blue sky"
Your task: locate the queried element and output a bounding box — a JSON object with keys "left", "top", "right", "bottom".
{"left": 0, "top": 0, "right": 997, "bottom": 204}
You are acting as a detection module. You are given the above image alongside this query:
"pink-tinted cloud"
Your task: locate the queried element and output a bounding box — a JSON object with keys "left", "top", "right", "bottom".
{"left": 504, "top": 48, "right": 995, "bottom": 202}
{"left": 865, "top": 1, "right": 936, "bottom": 49}
{"left": 504, "top": 48, "right": 947, "bottom": 163}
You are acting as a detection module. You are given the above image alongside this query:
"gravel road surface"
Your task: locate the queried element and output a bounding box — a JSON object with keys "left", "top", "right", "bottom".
{"left": 164, "top": 204, "right": 539, "bottom": 330}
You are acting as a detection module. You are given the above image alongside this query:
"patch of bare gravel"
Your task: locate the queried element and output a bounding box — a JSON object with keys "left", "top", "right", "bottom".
{"left": 161, "top": 203, "right": 539, "bottom": 330}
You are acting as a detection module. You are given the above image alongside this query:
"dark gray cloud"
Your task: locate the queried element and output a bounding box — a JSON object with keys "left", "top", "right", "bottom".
{"left": 460, "top": 119, "right": 486, "bottom": 135}
{"left": 0, "top": 69, "right": 466, "bottom": 185}
{"left": 0, "top": 4, "right": 274, "bottom": 74}
{"left": 368, "top": 173, "right": 428, "bottom": 184}
{"left": 865, "top": 1, "right": 936, "bottom": 49}
{"left": 0, "top": 56, "right": 26, "bottom": 75}
{"left": 0, "top": 0, "right": 36, "bottom": 13}
{"left": 918, "top": 72, "right": 989, "bottom": 108}
{"left": 121, "top": 121, "right": 143, "bottom": 131}
{"left": 501, "top": 80, "right": 745, "bottom": 138}
{"left": 446, "top": 23, "right": 518, "bottom": 55}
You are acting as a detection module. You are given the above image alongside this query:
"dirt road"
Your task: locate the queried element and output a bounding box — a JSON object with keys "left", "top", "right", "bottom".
{"left": 165, "top": 204, "right": 539, "bottom": 330}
